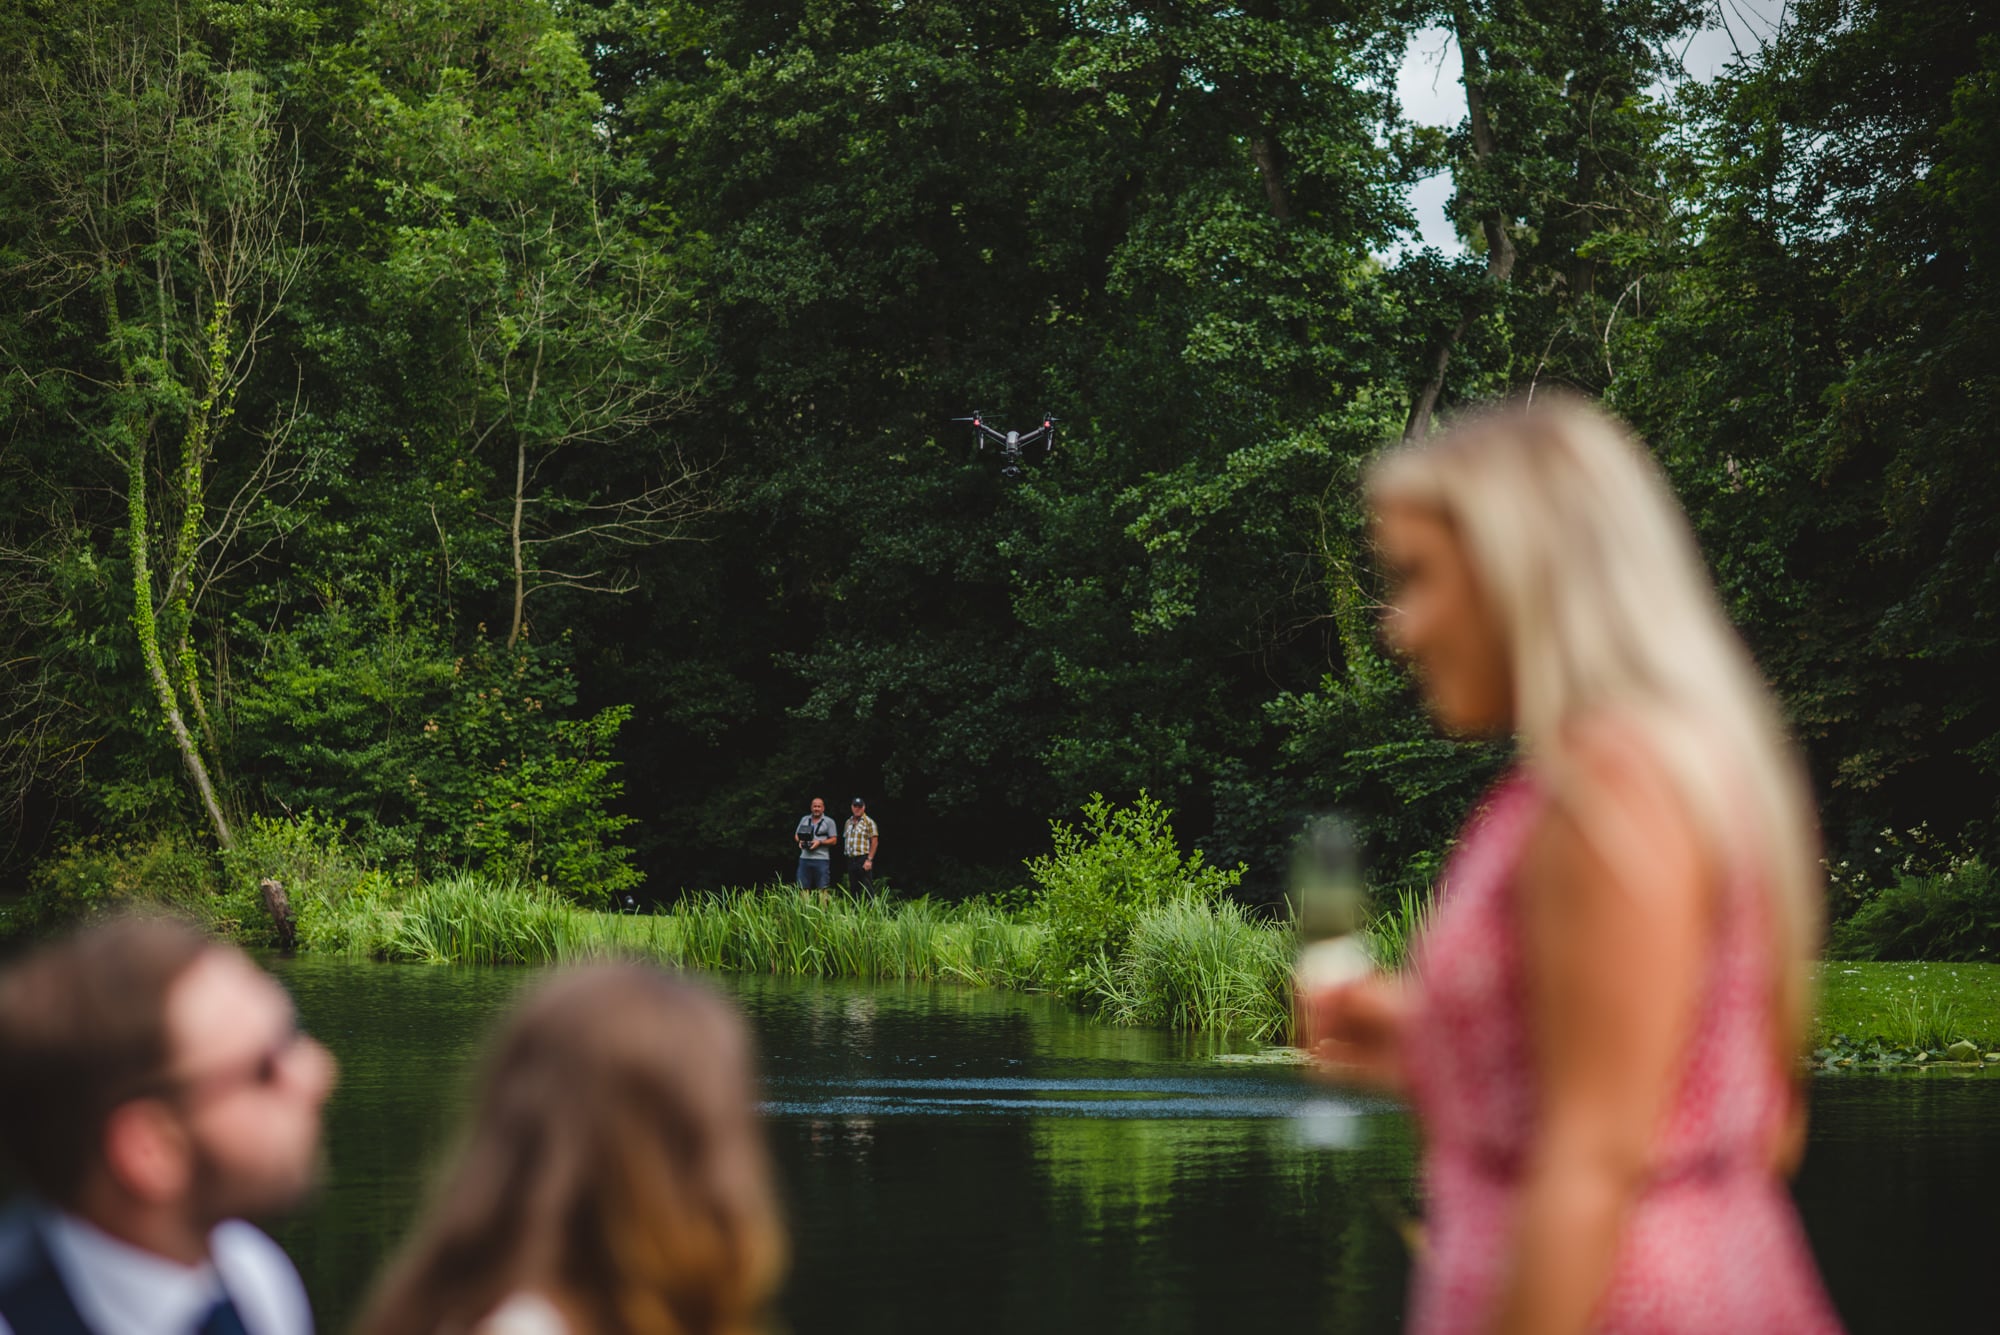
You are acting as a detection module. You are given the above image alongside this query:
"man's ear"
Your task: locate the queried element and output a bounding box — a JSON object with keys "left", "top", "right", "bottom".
{"left": 100, "top": 1098, "right": 194, "bottom": 1204}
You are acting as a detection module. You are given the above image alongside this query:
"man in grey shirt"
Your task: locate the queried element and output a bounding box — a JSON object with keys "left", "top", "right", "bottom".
{"left": 794, "top": 796, "right": 836, "bottom": 892}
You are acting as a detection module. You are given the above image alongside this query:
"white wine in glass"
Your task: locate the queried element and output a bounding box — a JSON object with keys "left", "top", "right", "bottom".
{"left": 1291, "top": 816, "right": 1374, "bottom": 993}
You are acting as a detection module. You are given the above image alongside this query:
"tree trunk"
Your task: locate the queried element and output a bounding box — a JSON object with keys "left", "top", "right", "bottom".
{"left": 126, "top": 430, "right": 234, "bottom": 850}
{"left": 168, "top": 306, "right": 232, "bottom": 767}
{"left": 508, "top": 431, "right": 528, "bottom": 648}
{"left": 1403, "top": 312, "right": 1474, "bottom": 443}
{"left": 1248, "top": 132, "right": 1293, "bottom": 221}
{"left": 507, "top": 342, "right": 545, "bottom": 649}
{"left": 1404, "top": 7, "right": 1520, "bottom": 442}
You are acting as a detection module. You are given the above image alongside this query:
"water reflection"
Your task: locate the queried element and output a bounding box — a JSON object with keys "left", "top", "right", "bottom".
{"left": 766, "top": 1074, "right": 1353, "bottom": 1118}
{"left": 266, "top": 957, "right": 526, "bottom": 1326}
{"left": 270, "top": 959, "right": 2000, "bottom": 1335}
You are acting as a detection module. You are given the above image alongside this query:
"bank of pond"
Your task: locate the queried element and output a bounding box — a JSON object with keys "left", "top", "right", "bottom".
{"left": 263, "top": 874, "right": 2000, "bottom": 1060}
{"left": 290, "top": 875, "right": 1301, "bottom": 1042}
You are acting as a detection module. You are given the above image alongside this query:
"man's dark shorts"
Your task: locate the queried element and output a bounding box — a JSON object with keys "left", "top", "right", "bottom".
{"left": 797, "top": 857, "right": 831, "bottom": 890}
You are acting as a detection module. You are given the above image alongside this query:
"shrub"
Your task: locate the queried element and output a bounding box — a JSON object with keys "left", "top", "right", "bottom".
{"left": 6, "top": 833, "right": 220, "bottom": 941}
{"left": 295, "top": 873, "right": 403, "bottom": 957}
{"left": 237, "top": 600, "right": 642, "bottom": 901}
{"left": 1025, "top": 793, "right": 1244, "bottom": 1000}
{"left": 218, "top": 811, "right": 400, "bottom": 948}
{"left": 1828, "top": 859, "right": 2000, "bottom": 962}
{"left": 456, "top": 705, "right": 641, "bottom": 903}
{"left": 224, "top": 814, "right": 415, "bottom": 956}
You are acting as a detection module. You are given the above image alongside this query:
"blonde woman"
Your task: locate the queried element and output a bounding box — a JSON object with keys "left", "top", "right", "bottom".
{"left": 1301, "top": 393, "right": 1843, "bottom": 1334}
{"left": 360, "top": 965, "right": 785, "bottom": 1335}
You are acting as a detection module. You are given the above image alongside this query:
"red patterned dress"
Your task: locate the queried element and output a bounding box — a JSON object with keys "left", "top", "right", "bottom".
{"left": 1400, "top": 769, "right": 1845, "bottom": 1335}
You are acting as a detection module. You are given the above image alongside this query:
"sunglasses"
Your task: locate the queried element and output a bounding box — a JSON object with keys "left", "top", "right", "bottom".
{"left": 151, "top": 1023, "right": 315, "bottom": 1105}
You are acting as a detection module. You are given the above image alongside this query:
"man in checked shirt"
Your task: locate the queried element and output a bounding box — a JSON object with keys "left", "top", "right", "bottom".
{"left": 843, "top": 797, "right": 880, "bottom": 892}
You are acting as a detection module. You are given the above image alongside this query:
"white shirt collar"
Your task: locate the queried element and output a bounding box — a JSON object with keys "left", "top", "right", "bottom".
{"left": 39, "top": 1210, "right": 224, "bottom": 1335}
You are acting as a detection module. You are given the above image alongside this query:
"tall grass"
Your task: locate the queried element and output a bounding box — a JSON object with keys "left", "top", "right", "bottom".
{"left": 1365, "top": 887, "right": 1436, "bottom": 972}
{"left": 382, "top": 875, "right": 555, "bottom": 964}
{"left": 305, "top": 878, "right": 1044, "bottom": 984}
{"left": 1886, "top": 988, "right": 1964, "bottom": 1051}
{"left": 297, "top": 871, "right": 1456, "bottom": 1042}
{"left": 1089, "top": 895, "right": 1294, "bottom": 1042}
{"left": 664, "top": 887, "right": 1041, "bottom": 983}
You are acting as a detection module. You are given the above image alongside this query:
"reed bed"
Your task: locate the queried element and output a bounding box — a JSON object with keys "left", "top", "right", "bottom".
{"left": 296, "top": 870, "right": 1432, "bottom": 1041}
{"left": 1088, "top": 895, "right": 1295, "bottom": 1043}
{"left": 663, "top": 888, "right": 1041, "bottom": 984}
{"left": 1365, "top": 886, "right": 1437, "bottom": 972}
{"left": 303, "top": 877, "right": 1043, "bottom": 984}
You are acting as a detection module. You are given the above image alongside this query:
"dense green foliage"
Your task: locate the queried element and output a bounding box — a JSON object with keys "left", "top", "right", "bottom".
{"left": 0, "top": 0, "right": 1993, "bottom": 919}
{"left": 2, "top": 795, "right": 1299, "bottom": 1037}
{"left": 1829, "top": 860, "right": 2000, "bottom": 964}
{"left": 1617, "top": 0, "right": 2000, "bottom": 873}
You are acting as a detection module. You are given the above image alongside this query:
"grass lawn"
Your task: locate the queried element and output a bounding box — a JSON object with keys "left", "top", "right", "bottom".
{"left": 1814, "top": 960, "right": 2000, "bottom": 1048}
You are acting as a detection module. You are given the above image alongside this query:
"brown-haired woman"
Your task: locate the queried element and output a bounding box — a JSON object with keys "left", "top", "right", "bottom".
{"left": 360, "top": 965, "right": 785, "bottom": 1335}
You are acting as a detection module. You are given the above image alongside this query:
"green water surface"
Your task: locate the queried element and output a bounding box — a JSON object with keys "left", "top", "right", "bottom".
{"left": 269, "top": 957, "right": 2000, "bottom": 1334}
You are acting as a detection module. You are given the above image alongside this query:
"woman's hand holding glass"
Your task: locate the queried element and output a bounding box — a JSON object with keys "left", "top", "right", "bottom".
{"left": 1298, "top": 974, "right": 1409, "bottom": 1094}
{"left": 1290, "top": 817, "right": 1409, "bottom": 1094}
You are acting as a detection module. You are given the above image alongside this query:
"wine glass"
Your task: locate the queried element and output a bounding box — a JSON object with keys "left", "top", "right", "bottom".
{"left": 1289, "top": 815, "right": 1372, "bottom": 1148}
{"left": 1291, "top": 814, "right": 1373, "bottom": 993}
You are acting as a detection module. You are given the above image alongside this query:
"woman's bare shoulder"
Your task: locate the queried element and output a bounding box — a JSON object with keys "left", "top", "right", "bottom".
{"left": 1530, "top": 709, "right": 1714, "bottom": 907}
{"left": 1546, "top": 708, "right": 1708, "bottom": 824}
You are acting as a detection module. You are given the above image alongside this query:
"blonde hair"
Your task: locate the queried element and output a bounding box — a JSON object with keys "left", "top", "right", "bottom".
{"left": 1366, "top": 391, "right": 1822, "bottom": 1056}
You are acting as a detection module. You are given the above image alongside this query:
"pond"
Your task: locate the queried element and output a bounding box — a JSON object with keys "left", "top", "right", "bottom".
{"left": 269, "top": 957, "right": 2000, "bottom": 1334}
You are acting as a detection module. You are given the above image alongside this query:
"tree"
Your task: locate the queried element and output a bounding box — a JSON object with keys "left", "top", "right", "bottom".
{"left": 1402, "top": 0, "right": 1702, "bottom": 437}
{"left": 333, "top": 0, "right": 712, "bottom": 650}
{"left": 0, "top": 3, "right": 313, "bottom": 849}
{"left": 1613, "top": 0, "right": 2000, "bottom": 866}
{"left": 587, "top": 0, "right": 1480, "bottom": 887}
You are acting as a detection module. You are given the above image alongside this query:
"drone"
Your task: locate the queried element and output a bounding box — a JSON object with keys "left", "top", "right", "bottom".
{"left": 954, "top": 410, "right": 1058, "bottom": 479}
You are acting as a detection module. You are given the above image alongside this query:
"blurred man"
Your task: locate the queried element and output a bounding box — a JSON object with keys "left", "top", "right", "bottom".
{"left": 794, "top": 797, "right": 836, "bottom": 893}
{"left": 843, "top": 798, "right": 880, "bottom": 892}
{"left": 0, "top": 915, "right": 336, "bottom": 1335}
